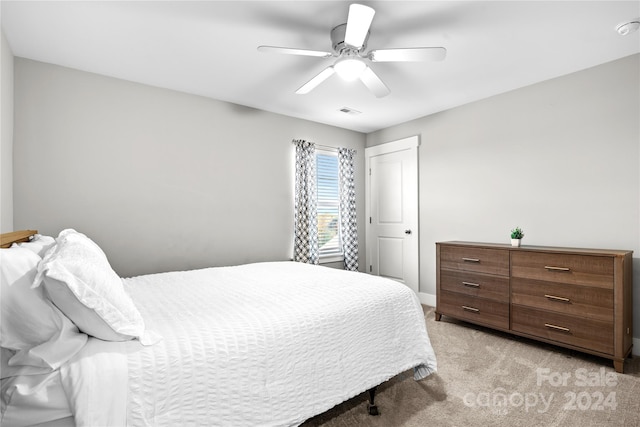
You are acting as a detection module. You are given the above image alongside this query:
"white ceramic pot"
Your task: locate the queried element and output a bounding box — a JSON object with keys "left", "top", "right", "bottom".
{"left": 511, "top": 238, "right": 521, "bottom": 247}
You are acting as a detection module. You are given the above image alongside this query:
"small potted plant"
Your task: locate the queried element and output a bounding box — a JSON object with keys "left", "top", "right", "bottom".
{"left": 510, "top": 227, "right": 524, "bottom": 247}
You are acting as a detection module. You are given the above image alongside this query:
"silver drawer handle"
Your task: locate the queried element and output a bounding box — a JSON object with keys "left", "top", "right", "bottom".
{"left": 545, "top": 323, "right": 570, "bottom": 333}
{"left": 544, "top": 294, "right": 571, "bottom": 303}
{"left": 544, "top": 266, "right": 571, "bottom": 272}
{"left": 462, "top": 257, "right": 480, "bottom": 263}
{"left": 462, "top": 305, "right": 480, "bottom": 312}
{"left": 462, "top": 281, "right": 480, "bottom": 288}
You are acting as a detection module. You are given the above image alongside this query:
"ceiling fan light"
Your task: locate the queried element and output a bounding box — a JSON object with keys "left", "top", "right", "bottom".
{"left": 334, "top": 57, "right": 366, "bottom": 81}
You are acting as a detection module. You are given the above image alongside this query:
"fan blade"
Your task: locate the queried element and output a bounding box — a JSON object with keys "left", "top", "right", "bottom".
{"left": 369, "top": 47, "right": 447, "bottom": 62}
{"left": 258, "top": 45, "right": 332, "bottom": 58}
{"left": 344, "top": 4, "right": 375, "bottom": 49}
{"left": 296, "top": 66, "right": 336, "bottom": 94}
{"left": 359, "top": 66, "right": 390, "bottom": 98}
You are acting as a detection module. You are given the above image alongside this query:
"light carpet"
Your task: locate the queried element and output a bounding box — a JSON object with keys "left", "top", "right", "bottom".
{"left": 302, "top": 306, "right": 640, "bottom": 427}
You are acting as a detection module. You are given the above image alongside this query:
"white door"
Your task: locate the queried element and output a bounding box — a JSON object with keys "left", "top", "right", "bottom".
{"left": 365, "top": 136, "right": 419, "bottom": 294}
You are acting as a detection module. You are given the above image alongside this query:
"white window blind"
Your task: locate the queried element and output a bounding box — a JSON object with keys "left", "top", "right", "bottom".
{"left": 316, "top": 150, "right": 342, "bottom": 257}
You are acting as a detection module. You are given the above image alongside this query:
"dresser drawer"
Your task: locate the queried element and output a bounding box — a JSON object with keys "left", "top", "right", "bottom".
{"left": 511, "top": 305, "right": 613, "bottom": 355}
{"left": 511, "top": 252, "right": 613, "bottom": 289}
{"left": 441, "top": 270, "right": 509, "bottom": 302}
{"left": 439, "top": 246, "right": 509, "bottom": 276}
{"left": 439, "top": 290, "right": 509, "bottom": 330}
{"left": 511, "top": 278, "right": 613, "bottom": 321}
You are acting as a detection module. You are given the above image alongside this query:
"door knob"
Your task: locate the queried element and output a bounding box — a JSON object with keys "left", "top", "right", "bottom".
{"left": 405, "top": 230, "right": 412, "bottom": 235}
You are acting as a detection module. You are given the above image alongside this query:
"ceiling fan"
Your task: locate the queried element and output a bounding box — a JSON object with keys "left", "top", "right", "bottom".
{"left": 258, "top": 3, "right": 446, "bottom": 98}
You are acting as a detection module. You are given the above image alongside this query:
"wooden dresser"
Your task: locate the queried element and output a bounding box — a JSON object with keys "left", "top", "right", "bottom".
{"left": 435, "top": 241, "right": 633, "bottom": 373}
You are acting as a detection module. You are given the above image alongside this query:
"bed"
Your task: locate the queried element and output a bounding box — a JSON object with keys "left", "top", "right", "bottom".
{"left": 1, "top": 229, "right": 437, "bottom": 426}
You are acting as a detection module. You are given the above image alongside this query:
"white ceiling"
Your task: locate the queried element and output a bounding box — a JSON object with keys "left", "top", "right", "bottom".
{"left": 2, "top": 1, "right": 639, "bottom": 133}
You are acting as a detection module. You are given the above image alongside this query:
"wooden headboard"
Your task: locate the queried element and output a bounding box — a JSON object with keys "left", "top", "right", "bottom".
{"left": 0, "top": 230, "right": 38, "bottom": 248}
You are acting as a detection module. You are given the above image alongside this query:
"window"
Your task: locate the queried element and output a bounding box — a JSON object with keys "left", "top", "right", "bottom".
{"left": 316, "top": 150, "right": 342, "bottom": 259}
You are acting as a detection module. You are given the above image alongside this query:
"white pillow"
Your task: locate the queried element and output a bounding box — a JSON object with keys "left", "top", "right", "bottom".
{"left": 0, "top": 246, "right": 87, "bottom": 378}
{"left": 15, "top": 234, "right": 56, "bottom": 257}
{"left": 34, "top": 229, "right": 147, "bottom": 342}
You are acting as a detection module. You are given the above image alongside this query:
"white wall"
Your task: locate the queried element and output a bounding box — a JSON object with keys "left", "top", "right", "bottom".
{"left": 367, "top": 54, "right": 640, "bottom": 340}
{"left": 13, "top": 58, "right": 366, "bottom": 277}
{"left": 0, "top": 30, "right": 13, "bottom": 233}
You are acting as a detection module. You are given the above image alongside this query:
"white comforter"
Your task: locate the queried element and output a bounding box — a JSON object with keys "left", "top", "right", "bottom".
{"left": 63, "top": 261, "right": 437, "bottom": 426}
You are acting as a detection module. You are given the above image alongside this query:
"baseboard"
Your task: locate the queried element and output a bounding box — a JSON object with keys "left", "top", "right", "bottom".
{"left": 418, "top": 292, "right": 436, "bottom": 308}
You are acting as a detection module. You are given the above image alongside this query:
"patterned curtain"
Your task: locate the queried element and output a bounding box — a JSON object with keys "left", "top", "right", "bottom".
{"left": 293, "top": 139, "right": 319, "bottom": 265}
{"left": 338, "top": 148, "right": 359, "bottom": 271}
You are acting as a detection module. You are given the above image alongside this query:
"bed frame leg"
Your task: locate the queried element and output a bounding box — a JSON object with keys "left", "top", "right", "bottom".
{"left": 367, "top": 387, "right": 379, "bottom": 416}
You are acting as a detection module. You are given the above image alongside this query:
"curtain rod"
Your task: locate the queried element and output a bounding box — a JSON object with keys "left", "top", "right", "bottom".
{"left": 318, "top": 144, "right": 357, "bottom": 154}
{"left": 292, "top": 140, "right": 357, "bottom": 154}
{"left": 316, "top": 144, "right": 339, "bottom": 152}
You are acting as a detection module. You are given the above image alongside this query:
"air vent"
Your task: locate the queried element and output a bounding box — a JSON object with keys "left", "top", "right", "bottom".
{"left": 338, "top": 107, "right": 362, "bottom": 115}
